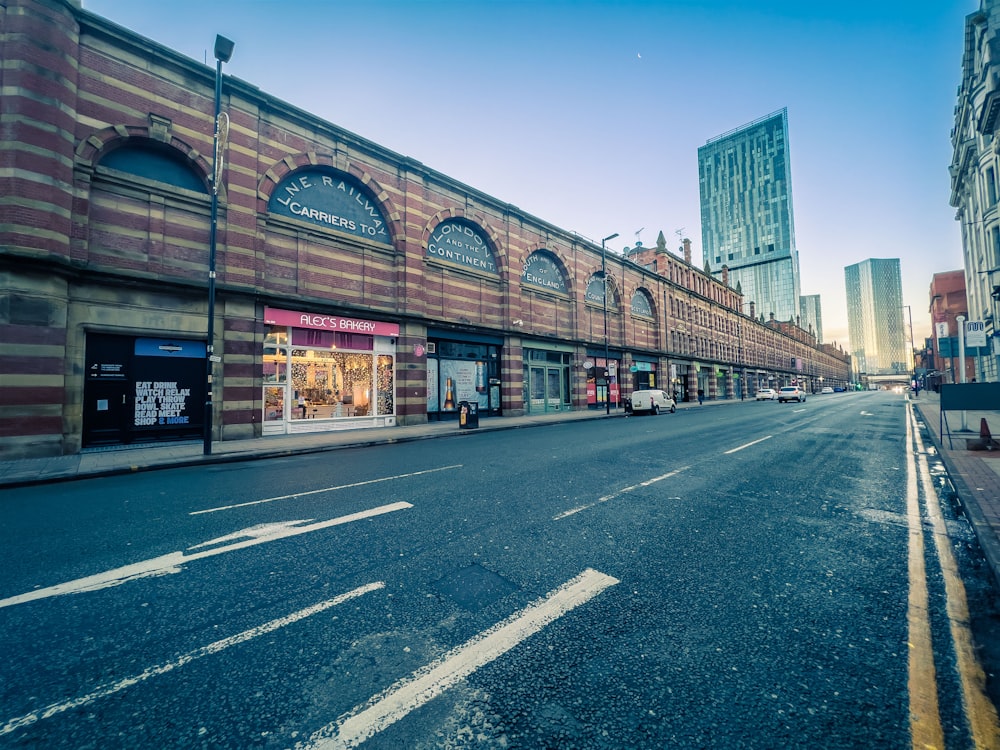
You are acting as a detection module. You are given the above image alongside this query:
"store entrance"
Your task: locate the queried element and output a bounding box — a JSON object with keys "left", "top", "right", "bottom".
{"left": 527, "top": 365, "right": 566, "bottom": 413}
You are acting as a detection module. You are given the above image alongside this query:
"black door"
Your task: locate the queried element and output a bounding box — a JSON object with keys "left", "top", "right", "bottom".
{"left": 83, "top": 333, "right": 131, "bottom": 447}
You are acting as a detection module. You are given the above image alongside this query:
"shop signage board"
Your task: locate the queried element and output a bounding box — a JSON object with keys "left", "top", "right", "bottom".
{"left": 264, "top": 307, "right": 399, "bottom": 337}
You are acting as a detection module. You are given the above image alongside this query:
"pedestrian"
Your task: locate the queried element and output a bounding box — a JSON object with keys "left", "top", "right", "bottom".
{"left": 297, "top": 393, "right": 307, "bottom": 419}
{"left": 697, "top": 388, "right": 704, "bottom": 405}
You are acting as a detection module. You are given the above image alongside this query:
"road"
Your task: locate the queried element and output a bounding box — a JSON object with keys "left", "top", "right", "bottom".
{"left": 1, "top": 392, "right": 998, "bottom": 748}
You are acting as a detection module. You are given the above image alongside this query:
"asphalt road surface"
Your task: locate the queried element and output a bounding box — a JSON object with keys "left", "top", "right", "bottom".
{"left": 1, "top": 391, "right": 998, "bottom": 748}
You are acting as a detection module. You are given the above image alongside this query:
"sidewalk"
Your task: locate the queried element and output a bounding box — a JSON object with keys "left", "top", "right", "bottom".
{"left": 911, "top": 390, "right": 1000, "bottom": 585}
{"left": 0, "top": 398, "right": 739, "bottom": 489}
{"left": 5, "top": 393, "right": 998, "bottom": 585}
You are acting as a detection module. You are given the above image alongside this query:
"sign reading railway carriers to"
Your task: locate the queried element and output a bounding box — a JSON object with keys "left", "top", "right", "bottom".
{"left": 268, "top": 169, "right": 390, "bottom": 243}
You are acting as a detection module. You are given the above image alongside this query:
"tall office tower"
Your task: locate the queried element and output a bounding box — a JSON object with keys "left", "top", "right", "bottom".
{"left": 844, "top": 258, "right": 908, "bottom": 377}
{"left": 698, "top": 108, "right": 800, "bottom": 322}
{"left": 800, "top": 294, "right": 823, "bottom": 343}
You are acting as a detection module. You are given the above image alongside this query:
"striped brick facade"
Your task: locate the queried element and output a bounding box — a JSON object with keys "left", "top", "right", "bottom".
{"left": 0, "top": 0, "right": 851, "bottom": 458}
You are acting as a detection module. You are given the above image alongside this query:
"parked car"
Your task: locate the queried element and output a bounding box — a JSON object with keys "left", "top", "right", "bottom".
{"left": 755, "top": 388, "right": 776, "bottom": 401}
{"left": 629, "top": 389, "right": 676, "bottom": 415}
{"left": 821, "top": 386, "right": 834, "bottom": 394}
{"left": 778, "top": 385, "right": 807, "bottom": 403}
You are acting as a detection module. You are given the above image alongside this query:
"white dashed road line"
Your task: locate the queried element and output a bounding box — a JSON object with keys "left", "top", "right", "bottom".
{"left": 0, "top": 582, "right": 384, "bottom": 737}
{"left": 553, "top": 467, "right": 689, "bottom": 520}
{"left": 191, "top": 465, "right": 462, "bottom": 515}
{"left": 298, "top": 568, "right": 620, "bottom": 750}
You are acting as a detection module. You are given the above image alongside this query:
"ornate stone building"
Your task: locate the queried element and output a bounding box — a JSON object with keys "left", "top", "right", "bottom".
{"left": 951, "top": 0, "right": 1000, "bottom": 383}
{"left": 0, "top": 0, "right": 850, "bottom": 458}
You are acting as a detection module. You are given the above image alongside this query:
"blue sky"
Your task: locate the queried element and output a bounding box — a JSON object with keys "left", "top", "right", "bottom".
{"left": 84, "top": 0, "right": 974, "bottom": 347}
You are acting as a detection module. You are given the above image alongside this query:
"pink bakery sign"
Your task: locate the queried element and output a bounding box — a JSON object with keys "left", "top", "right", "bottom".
{"left": 264, "top": 307, "right": 399, "bottom": 336}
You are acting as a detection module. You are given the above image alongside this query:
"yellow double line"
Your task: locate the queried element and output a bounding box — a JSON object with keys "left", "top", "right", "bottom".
{"left": 906, "top": 405, "right": 999, "bottom": 748}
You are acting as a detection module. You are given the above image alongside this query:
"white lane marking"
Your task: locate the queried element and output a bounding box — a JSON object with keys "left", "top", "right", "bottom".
{"left": 191, "top": 465, "right": 462, "bottom": 515}
{"left": 299, "top": 568, "right": 619, "bottom": 750}
{"left": 723, "top": 435, "right": 772, "bottom": 454}
{"left": 553, "top": 467, "right": 688, "bottom": 520}
{"left": 0, "top": 582, "right": 384, "bottom": 738}
{"left": 0, "top": 502, "right": 411, "bottom": 609}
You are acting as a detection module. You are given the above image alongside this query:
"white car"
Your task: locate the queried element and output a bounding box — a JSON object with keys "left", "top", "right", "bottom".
{"left": 821, "top": 386, "right": 834, "bottom": 394}
{"left": 755, "top": 388, "right": 776, "bottom": 401}
{"left": 629, "top": 389, "right": 676, "bottom": 415}
{"left": 778, "top": 386, "right": 807, "bottom": 403}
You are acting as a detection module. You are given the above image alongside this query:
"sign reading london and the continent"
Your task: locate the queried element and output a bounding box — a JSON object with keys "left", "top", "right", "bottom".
{"left": 268, "top": 169, "right": 390, "bottom": 243}
{"left": 426, "top": 219, "right": 498, "bottom": 274}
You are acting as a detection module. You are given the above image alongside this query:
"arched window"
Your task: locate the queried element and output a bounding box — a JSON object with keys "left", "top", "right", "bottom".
{"left": 100, "top": 143, "right": 206, "bottom": 193}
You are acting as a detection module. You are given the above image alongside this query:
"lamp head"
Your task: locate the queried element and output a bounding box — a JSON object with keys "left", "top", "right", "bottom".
{"left": 214, "top": 35, "right": 235, "bottom": 63}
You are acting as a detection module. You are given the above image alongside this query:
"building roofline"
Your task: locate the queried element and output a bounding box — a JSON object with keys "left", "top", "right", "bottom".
{"left": 704, "top": 108, "right": 788, "bottom": 146}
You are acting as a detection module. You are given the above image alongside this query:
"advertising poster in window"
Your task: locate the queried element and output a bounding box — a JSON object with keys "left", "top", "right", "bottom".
{"left": 131, "top": 338, "right": 205, "bottom": 439}
{"left": 427, "top": 358, "right": 439, "bottom": 411}
{"left": 438, "top": 359, "right": 488, "bottom": 411}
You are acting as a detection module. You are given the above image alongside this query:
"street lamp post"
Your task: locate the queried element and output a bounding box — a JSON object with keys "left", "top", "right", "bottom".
{"left": 958, "top": 314, "right": 968, "bottom": 431}
{"left": 602, "top": 232, "right": 619, "bottom": 415}
{"left": 204, "top": 34, "right": 234, "bottom": 456}
{"left": 902, "top": 304, "right": 915, "bottom": 383}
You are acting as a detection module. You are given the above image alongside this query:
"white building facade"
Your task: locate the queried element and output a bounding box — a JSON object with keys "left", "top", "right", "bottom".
{"left": 951, "top": 0, "right": 1000, "bottom": 383}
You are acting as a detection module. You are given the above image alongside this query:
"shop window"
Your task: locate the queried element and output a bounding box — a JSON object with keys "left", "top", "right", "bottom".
{"left": 377, "top": 355, "right": 394, "bottom": 415}
{"left": 289, "top": 349, "right": 374, "bottom": 419}
{"left": 264, "top": 327, "right": 288, "bottom": 383}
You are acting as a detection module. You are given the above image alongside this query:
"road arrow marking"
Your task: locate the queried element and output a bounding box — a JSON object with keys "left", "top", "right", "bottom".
{"left": 0, "top": 502, "right": 411, "bottom": 609}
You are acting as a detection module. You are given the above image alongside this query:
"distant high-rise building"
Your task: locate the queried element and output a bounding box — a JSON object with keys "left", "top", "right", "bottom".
{"left": 698, "top": 108, "right": 800, "bottom": 322}
{"left": 800, "top": 294, "right": 823, "bottom": 343}
{"left": 844, "top": 258, "right": 908, "bottom": 377}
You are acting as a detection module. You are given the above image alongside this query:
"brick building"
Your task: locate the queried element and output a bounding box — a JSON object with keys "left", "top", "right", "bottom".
{"left": 0, "top": 0, "right": 850, "bottom": 458}
{"left": 928, "top": 270, "right": 977, "bottom": 387}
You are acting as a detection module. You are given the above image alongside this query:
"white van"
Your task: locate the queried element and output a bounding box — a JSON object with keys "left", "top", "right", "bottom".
{"left": 629, "top": 389, "right": 676, "bottom": 415}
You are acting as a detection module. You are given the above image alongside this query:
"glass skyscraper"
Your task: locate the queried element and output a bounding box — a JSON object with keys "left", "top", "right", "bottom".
{"left": 698, "top": 108, "right": 800, "bottom": 322}
{"left": 844, "top": 258, "right": 908, "bottom": 377}
{"left": 800, "top": 294, "right": 823, "bottom": 344}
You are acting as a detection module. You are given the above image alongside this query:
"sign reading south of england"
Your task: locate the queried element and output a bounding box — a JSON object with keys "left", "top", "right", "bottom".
{"left": 522, "top": 252, "right": 568, "bottom": 293}
{"left": 426, "top": 220, "right": 498, "bottom": 274}
{"left": 268, "top": 169, "right": 390, "bottom": 243}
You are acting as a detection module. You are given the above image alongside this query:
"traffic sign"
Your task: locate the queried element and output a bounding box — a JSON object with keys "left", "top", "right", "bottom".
{"left": 966, "top": 320, "right": 987, "bottom": 348}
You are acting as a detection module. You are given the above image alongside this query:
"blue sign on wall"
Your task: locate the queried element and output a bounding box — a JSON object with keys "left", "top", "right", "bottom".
{"left": 427, "top": 219, "right": 497, "bottom": 274}
{"left": 585, "top": 275, "right": 617, "bottom": 309}
{"left": 631, "top": 290, "right": 653, "bottom": 316}
{"left": 522, "top": 251, "right": 568, "bottom": 294}
{"left": 268, "top": 169, "right": 390, "bottom": 243}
